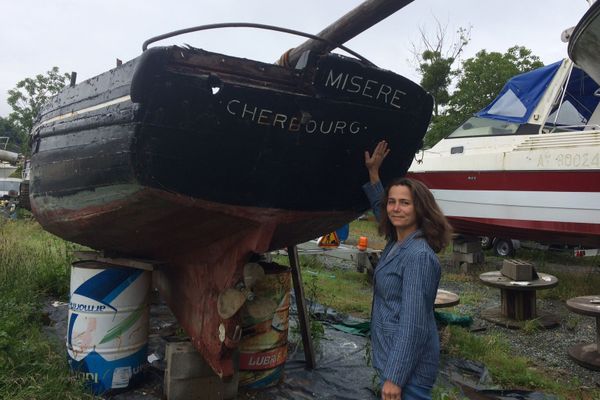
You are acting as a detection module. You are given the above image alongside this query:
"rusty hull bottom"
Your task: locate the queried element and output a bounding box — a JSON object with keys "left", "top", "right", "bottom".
{"left": 32, "top": 186, "right": 358, "bottom": 377}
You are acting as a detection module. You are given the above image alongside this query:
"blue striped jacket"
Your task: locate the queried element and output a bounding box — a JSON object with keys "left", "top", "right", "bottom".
{"left": 363, "top": 181, "right": 441, "bottom": 388}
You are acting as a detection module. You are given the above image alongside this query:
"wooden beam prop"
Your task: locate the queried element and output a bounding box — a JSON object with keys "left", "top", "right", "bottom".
{"left": 287, "top": 245, "right": 316, "bottom": 369}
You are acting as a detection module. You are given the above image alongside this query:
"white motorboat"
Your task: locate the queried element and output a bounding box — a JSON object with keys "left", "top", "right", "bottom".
{"left": 408, "top": 58, "right": 600, "bottom": 248}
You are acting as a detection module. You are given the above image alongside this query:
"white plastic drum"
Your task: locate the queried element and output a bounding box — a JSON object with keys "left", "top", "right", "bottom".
{"left": 67, "top": 261, "right": 151, "bottom": 393}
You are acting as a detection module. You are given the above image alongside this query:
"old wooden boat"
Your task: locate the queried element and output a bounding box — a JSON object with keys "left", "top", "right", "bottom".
{"left": 29, "top": 0, "right": 431, "bottom": 378}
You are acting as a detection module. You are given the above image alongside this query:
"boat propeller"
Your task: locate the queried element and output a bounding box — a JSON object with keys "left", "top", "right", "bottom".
{"left": 217, "top": 262, "right": 277, "bottom": 320}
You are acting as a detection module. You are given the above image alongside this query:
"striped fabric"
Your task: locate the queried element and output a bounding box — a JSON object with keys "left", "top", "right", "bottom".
{"left": 363, "top": 181, "right": 441, "bottom": 388}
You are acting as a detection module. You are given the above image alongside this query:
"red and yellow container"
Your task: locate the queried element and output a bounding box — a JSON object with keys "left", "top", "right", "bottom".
{"left": 238, "top": 262, "right": 291, "bottom": 389}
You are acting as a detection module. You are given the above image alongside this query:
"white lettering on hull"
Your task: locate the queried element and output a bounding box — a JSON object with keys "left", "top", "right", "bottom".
{"left": 324, "top": 70, "right": 406, "bottom": 109}
{"left": 226, "top": 99, "right": 362, "bottom": 134}
{"left": 537, "top": 152, "right": 600, "bottom": 168}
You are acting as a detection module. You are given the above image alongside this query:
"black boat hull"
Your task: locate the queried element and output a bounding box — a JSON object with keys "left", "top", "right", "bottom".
{"left": 30, "top": 46, "right": 432, "bottom": 377}
{"left": 31, "top": 46, "right": 432, "bottom": 255}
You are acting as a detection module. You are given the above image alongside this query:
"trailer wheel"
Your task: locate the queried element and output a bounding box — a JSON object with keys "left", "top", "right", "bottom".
{"left": 493, "top": 238, "right": 515, "bottom": 257}
{"left": 481, "top": 236, "right": 493, "bottom": 250}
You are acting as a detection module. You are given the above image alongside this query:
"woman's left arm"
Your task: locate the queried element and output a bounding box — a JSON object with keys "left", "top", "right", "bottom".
{"left": 382, "top": 251, "right": 440, "bottom": 387}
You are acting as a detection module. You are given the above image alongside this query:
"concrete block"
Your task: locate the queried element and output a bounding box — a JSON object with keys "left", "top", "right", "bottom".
{"left": 165, "top": 342, "right": 215, "bottom": 379}
{"left": 501, "top": 259, "right": 533, "bottom": 281}
{"left": 452, "top": 239, "right": 481, "bottom": 254}
{"left": 164, "top": 341, "right": 238, "bottom": 400}
{"left": 165, "top": 376, "right": 224, "bottom": 400}
{"left": 451, "top": 251, "right": 484, "bottom": 264}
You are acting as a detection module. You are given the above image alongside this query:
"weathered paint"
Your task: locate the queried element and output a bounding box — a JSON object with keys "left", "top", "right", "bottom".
{"left": 238, "top": 263, "right": 291, "bottom": 388}
{"left": 29, "top": 45, "right": 432, "bottom": 377}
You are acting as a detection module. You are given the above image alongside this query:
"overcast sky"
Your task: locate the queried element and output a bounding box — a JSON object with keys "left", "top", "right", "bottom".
{"left": 0, "top": 0, "right": 590, "bottom": 118}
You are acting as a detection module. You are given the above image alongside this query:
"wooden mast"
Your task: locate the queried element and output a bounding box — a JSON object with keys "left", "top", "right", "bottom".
{"left": 280, "top": 0, "right": 414, "bottom": 67}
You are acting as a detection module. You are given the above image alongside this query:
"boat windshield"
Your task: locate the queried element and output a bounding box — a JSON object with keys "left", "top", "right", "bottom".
{"left": 545, "top": 66, "right": 600, "bottom": 131}
{"left": 0, "top": 180, "right": 20, "bottom": 194}
{"left": 446, "top": 117, "right": 521, "bottom": 138}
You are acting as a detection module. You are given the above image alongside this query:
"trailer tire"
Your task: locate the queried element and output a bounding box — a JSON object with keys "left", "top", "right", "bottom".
{"left": 493, "top": 238, "right": 515, "bottom": 257}
{"left": 481, "top": 236, "right": 493, "bottom": 250}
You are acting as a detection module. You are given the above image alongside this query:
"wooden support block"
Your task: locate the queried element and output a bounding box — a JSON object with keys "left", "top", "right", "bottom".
{"left": 356, "top": 251, "right": 369, "bottom": 273}
{"left": 452, "top": 238, "right": 481, "bottom": 254}
{"left": 73, "top": 250, "right": 158, "bottom": 271}
{"left": 501, "top": 259, "right": 533, "bottom": 281}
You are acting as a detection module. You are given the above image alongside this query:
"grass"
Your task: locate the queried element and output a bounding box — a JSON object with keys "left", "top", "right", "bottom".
{"left": 324, "top": 219, "right": 600, "bottom": 398}
{"left": 0, "top": 217, "right": 95, "bottom": 400}
{"left": 347, "top": 215, "right": 387, "bottom": 250}
{"left": 273, "top": 253, "right": 373, "bottom": 318}
{"left": 445, "top": 326, "right": 555, "bottom": 387}
{"left": 536, "top": 269, "right": 600, "bottom": 301}
{"left": 515, "top": 246, "right": 600, "bottom": 268}
{"left": 443, "top": 326, "right": 598, "bottom": 399}
{"left": 2, "top": 215, "right": 599, "bottom": 399}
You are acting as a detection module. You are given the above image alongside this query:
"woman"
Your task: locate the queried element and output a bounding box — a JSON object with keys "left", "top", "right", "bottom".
{"left": 363, "top": 140, "right": 452, "bottom": 400}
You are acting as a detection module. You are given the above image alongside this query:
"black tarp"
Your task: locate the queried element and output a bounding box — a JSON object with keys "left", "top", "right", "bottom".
{"left": 44, "top": 296, "right": 560, "bottom": 400}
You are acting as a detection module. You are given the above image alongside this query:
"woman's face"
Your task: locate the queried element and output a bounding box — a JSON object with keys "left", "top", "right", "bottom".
{"left": 386, "top": 184, "right": 417, "bottom": 234}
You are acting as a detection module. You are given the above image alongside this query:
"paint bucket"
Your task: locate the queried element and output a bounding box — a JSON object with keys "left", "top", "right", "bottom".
{"left": 238, "top": 262, "right": 291, "bottom": 389}
{"left": 67, "top": 260, "right": 151, "bottom": 394}
{"left": 357, "top": 236, "right": 368, "bottom": 251}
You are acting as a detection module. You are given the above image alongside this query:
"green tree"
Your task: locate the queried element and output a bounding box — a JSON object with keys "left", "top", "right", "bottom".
{"left": 450, "top": 46, "right": 544, "bottom": 122}
{"left": 423, "top": 46, "right": 544, "bottom": 147}
{"left": 7, "top": 67, "right": 69, "bottom": 152}
{"left": 413, "top": 21, "right": 471, "bottom": 117}
{"left": 0, "top": 117, "right": 21, "bottom": 153}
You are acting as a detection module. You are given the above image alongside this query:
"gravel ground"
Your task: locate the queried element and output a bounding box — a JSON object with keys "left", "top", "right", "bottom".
{"left": 312, "top": 247, "right": 600, "bottom": 391}
{"left": 437, "top": 258, "right": 600, "bottom": 390}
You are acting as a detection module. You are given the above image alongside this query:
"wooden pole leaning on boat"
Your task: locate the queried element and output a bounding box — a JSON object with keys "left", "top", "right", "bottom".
{"left": 278, "top": 0, "right": 414, "bottom": 67}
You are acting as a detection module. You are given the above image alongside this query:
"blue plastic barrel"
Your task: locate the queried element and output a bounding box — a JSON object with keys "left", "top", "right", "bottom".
{"left": 66, "top": 261, "right": 151, "bottom": 393}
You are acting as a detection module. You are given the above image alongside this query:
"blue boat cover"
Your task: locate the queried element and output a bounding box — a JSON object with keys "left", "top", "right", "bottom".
{"left": 476, "top": 61, "right": 563, "bottom": 123}
{"left": 476, "top": 60, "right": 600, "bottom": 125}
{"left": 556, "top": 66, "right": 600, "bottom": 124}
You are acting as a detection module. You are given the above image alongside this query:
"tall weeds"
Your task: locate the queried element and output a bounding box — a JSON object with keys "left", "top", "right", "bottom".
{"left": 0, "top": 218, "right": 94, "bottom": 399}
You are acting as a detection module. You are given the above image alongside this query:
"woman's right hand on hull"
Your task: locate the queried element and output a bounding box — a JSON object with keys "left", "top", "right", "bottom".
{"left": 364, "top": 140, "right": 390, "bottom": 184}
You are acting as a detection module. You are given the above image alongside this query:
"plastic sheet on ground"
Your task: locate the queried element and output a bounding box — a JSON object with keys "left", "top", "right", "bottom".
{"left": 278, "top": 294, "right": 559, "bottom": 400}
{"left": 44, "top": 296, "right": 562, "bottom": 400}
{"left": 434, "top": 311, "right": 473, "bottom": 328}
{"left": 241, "top": 325, "right": 377, "bottom": 399}
{"left": 437, "top": 357, "right": 560, "bottom": 400}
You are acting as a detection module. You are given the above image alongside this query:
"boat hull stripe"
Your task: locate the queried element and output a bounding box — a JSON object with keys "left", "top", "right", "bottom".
{"left": 448, "top": 216, "right": 600, "bottom": 236}
{"left": 432, "top": 189, "right": 600, "bottom": 224}
{"left": 408, "top": 170, "right": 600, "bottom": 192}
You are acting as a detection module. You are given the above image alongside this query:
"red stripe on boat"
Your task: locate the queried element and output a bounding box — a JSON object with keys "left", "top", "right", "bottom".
{"left": 407, "top": 170, "right": 600, "bottom": 192}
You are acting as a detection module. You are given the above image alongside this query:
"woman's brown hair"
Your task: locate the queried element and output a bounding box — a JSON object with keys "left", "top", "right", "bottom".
{"left": 378, "top": 177, "right": 452, "bottom": 252}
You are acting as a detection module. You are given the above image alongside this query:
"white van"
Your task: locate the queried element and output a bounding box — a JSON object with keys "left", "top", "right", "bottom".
{"left": 0, "top": 178, "right": 22, "bottom": 199}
